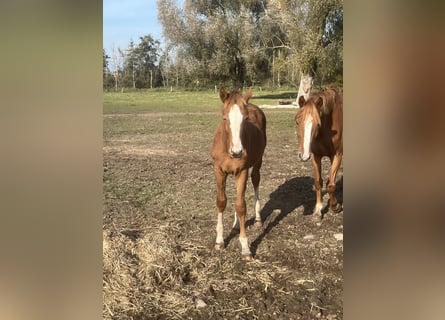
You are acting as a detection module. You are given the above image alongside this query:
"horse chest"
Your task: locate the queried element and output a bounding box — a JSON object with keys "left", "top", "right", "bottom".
{"left": 220, "top": 157, "right": 249, "bottom": 174}
{"left": 313, "top": 131, "right": 337, "bottom": 156}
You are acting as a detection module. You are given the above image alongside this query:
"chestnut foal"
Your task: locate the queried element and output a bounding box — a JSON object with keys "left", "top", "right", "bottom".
{"left": 295, "top": 85, "right": 343, "bottom": 219}
{"left": 211, "top": 87, "right": 266, "bottom": 260}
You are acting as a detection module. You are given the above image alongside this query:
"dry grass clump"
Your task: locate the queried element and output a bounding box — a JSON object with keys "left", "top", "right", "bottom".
{"left": 102, "top": 224, "right": 298, "bottom": 319}
{"left": 103, "top": 220, "right": 342, "bottom": 318}
{"left": 103, "top": 228, "right": 194, "bottom": 319}
{"left": 103, "top": 230, "right": 135, "bottom": 317}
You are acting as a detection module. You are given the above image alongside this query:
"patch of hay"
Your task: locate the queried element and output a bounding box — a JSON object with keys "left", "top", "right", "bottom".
{"left": 103, "top": 229, "right": 193, "bottom": 319}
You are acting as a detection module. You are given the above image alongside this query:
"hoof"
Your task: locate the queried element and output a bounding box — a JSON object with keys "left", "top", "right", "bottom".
{"left": 312, "top": 212, "right": 322, "bottom": 221}
{"left": 241, "top": 254, "right": 253, "bottom": 261}
{"left": 254, "top": 220, "right": 262, "bottom": 227}
{"left": 330, "top": 203, "right": 343, "bottom": 213}
{"left": 214, "top": 243, "right": 224, "bottom": 251}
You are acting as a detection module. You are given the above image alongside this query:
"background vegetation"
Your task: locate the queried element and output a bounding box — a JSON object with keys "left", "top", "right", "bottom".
{"left": 103, "top": 0, "right": 342, "bottom": 91}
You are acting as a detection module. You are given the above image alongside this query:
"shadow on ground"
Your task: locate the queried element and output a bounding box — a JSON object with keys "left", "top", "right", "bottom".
{"left": 223, "top": 175, "right": 343, "bottom": 255}
{"left": 223, "top": 176, "right": 313, "bottom": 251}
{"left": 249, "top": 176, "right": 314, "bottom": 255}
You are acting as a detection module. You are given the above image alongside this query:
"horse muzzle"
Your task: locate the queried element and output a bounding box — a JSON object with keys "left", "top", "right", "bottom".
{"left": 230, "top": 149, "right": 243, "bottom": 158}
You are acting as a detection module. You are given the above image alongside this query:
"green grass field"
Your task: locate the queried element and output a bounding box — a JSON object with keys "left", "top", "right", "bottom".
{"left": 103, "top": 88, "right": 298, "bottom": 114}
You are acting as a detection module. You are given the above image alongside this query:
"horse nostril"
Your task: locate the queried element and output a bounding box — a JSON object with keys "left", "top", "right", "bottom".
{"left": 231, "top": 150, "right": 243, "bottom": 158}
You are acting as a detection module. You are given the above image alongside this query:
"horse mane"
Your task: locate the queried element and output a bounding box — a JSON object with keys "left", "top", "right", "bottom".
{"left": 308, "top": 85, "right": 339, "bottom": 115}
{"left": 321, "top": 84, "right": 339, "bottom": 114}
{"left": 309, "top": 85, "right": 338, "bottom": 115}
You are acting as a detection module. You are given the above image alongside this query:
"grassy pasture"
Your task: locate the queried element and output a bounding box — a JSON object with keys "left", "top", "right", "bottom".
{"left": 103, "top": 88, "right": 298, "bottom": 114}
{"left": 103, "top": 89, "right": 343, "bottom": 319}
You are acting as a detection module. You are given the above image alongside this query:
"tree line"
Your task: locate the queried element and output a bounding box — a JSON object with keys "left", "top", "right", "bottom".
{"left": 103, "top": 0, "right": 342, "bottom": 91}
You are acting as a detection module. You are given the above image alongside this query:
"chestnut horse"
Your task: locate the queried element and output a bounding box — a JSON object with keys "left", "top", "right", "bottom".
{"left": 211, "top": 87, "right": 267, "bottom": 260}
{"left": 295, "top": 85, "right": 343, "bottom": 219}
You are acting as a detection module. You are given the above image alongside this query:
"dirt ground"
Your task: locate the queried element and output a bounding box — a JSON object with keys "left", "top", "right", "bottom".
{"left": 103, "top": 110, "right": 343, "bottom": 319}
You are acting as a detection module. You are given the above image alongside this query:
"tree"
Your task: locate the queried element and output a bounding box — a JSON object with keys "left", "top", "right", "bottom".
{"left": 120, "top": 40, "right": 137, "bottom": 89}
{"left": 102, "top": 49, "right": 114, "bottom": 89}
{"left": 266, "top": 0, "right": 343, "bottom": 98}
{"left": 156, "top": 0, "right": 342, "bottom": 90}
{"left": 157, "top": 0, "right": 267, "bottom": 88}
{"left": 103, "top": 49, "right": 109, "bottom": 76}
{"left": 109, "top": 46, "right": 124, "bottom": 91}
{"left": 120, "top": 35, "right": 160, "bottom": 89}
{"left": 133, "top": 35, "right": 160, "bottom": 88}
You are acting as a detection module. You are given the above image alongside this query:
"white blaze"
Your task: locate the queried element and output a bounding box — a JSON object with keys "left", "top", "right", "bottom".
{"left": 229, "top": 104, "right": 244, "bottom": 154}
{"left": 302, "top": 115, "right": 313, "bottom": 159}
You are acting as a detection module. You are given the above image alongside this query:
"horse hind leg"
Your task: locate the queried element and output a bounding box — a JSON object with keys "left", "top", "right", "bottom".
{"left": 327, "top": 182, "right": 342, "bottom": 213}
{"left": 327, "top": 153, "right": 343, "bottom": 213}
{"left": 251, "top": 160, "right": 263, "bottom": 226}
{"left": 232, "top": 210, "right": 239, "bottom": 230}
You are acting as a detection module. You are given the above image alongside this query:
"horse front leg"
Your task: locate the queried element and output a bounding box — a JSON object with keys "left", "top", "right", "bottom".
{"left": 327, "top": 152, "right": 343, "bottom": 213}
{"left": 234, "top": 169, "right": 251, "bottom": 260}
{"left": 214, "top": 167, "right": 227, "bottom": 250}
{"left": 311, "top": 155, "right": 323, "bottom": 220}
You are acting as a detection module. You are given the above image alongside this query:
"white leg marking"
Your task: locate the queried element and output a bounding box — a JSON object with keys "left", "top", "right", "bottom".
{"left": 216, "top": 212, "right": 224, "bottom": 244}
{"left": 232, "top": 211, "right": 240, "bottom": 230}
{"left": 239, "top": 236, "right": 251, "bottom": 256}
{"left": 254, "top": 187, "right": 261, "bottom": 222}
{"left": 314, "top": 202, "right": 323, "bottom": 215}
{"left": 229, "top": 104, "right": 244, "bottom": 154}
{"left": 302, "top": 115, "right": 313, "bottom": 160}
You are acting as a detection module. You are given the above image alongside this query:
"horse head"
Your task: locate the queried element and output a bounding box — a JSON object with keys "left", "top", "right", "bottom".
{"left": 219, "top": 87, "right": 252, "bottom": 158}
{"left": 295, "top": 94, "right": 323, "bottom": 161}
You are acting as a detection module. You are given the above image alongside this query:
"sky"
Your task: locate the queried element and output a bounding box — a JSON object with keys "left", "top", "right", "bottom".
{"left": 103, "top": 0, "right": 163, "bottom": 55}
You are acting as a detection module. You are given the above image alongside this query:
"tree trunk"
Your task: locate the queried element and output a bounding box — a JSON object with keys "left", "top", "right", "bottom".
{"left": 272, "top": 53, "right": 275, "bottom": 87}
{"left": 150, "top": 70, "right": 153, "bottom": 88}
{"left": 232, "top": 56, "right": 245, "bottom": 90}
{"left": 114, "top": 71, "right": 118, "bottom": 91}
{"left": 132, "top": 61, "right": 136, "bottom": 89}
{"left": 296, "top": 74, "right": 313, "bottom": 105}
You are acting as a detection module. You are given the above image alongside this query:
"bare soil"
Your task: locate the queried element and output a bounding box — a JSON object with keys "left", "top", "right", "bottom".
{"left": 103, "top": 110, "right": 343, "bottom": 319}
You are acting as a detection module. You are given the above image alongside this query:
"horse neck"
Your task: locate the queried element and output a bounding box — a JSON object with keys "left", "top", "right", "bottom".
{"left": 320, "top": 96, "right": 342, "bottom": 133}
{"left": 328, "top": 93, "right": 342, "bottom": 122}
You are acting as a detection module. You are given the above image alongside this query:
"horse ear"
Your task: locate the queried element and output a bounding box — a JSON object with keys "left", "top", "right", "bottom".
{"left": 315, "top": 96, "right": 324, "bottom": 109}
{"left": 298, "top": 95, "right": 306, "bottom": 108}
{"left": 219, "top": 87, "right": 228, "bottom": 102}
{"left": 243, "top": 87, "right": 253, "bottom": 103}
